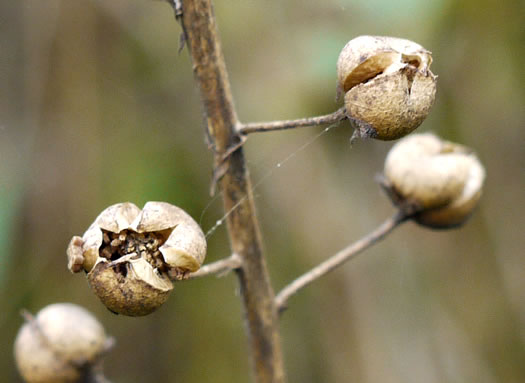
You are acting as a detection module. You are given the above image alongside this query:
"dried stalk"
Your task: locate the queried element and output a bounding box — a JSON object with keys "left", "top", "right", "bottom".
{"left": 177, "top": 0, "right": 285, "bottom": 382}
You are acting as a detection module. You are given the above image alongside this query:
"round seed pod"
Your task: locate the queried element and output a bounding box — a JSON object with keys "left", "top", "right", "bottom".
{"left": 67, "top": 202, "right": 207, "bottom": 316}
{"left": 14, "top": 303, "right": 111, "bottom": 383}
{"left": 383, "top": 133, "right": 485, "bottom": 228}
{"left": 337, "top": 35, "right": 437, "bottom": 140}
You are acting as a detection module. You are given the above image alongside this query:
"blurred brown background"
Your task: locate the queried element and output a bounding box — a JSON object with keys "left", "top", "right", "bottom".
{"left": 1, "top": 0, "right": 524, "bottom": 382}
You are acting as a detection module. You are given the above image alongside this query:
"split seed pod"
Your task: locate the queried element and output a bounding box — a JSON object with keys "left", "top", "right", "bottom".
{"left": 383, "top": 133, "right": 485, "bottom": 228}
{"left": 337, "top": 35, "right": 437, "bottom": 140}
{"left": 14, "top": 303, "right": 111, "bottom": 383}
{"left": 67, "top": 202, "right": 207, "bottom": 316}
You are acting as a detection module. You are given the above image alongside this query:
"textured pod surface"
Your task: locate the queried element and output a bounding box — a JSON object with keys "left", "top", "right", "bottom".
{"left": 383, "top": 133, "right": 485, "bottom": 228}
{"left": 337, "top": 35, "right": 437, "bottom": 140}
{"left": 139, "top": 202, "right": 207, "bottom": 272}
{"left": 67, "top": 202, "right": 207, "bottom": 316}
{"left": 88, "top": 256, "right": 172, "bottom": 316}
{"left": 14, "top": 303, "right": 108, "bottom": 383}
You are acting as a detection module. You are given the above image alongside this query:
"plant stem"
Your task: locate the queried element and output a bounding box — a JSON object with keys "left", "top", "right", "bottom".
{"left": 275, "top": 211, "right": 407, "bottom": 314}
{"left": 188, "top": 253, "right": 242, "bottom": 279}
{"left": 238, "top": 107, "right": 347, "bottom": 135}
{"left": 177, "top": 1, "right": 285, "bottom": 382}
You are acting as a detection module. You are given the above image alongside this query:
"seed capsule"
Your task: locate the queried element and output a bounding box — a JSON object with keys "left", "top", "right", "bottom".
{"left": 337, "top": 35, "right": 437, "bottom": 140}
{"left": 14, "top": 303, "right": 111, "bottom": 383}
{"left": 67, "top": 202, "right": 207, "bottom": 316}
{"left": 382, "top": 133, "right": 485, "bottom": 228}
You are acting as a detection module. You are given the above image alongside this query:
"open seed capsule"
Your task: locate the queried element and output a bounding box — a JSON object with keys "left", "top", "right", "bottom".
{"left": 67, "top": 202, "right": 207, "bottom": 316}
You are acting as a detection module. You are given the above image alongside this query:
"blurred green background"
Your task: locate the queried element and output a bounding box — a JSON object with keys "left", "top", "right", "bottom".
{"left": 1, "top": 0, "right": 524, "bottom": 382}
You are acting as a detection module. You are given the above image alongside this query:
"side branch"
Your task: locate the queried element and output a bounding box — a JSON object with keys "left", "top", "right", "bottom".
{"left": 189, "top": 253, "right": 242, "bottom": 279}
{"left": 238, "top": 107, "right": 347, "bottom": 135}
{"left": 275, "top": 210, "right": 408, "bottom": 313}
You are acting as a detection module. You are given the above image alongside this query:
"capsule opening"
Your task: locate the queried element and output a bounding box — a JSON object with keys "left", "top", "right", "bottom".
{"left": 99, "top": 229, "right": 174, "bottom": 273}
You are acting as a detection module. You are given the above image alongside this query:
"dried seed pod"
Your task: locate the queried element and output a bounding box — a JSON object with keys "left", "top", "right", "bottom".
{"left": 67, "top": 202, "right": 207, "bottom": 316}
{"left": 383, "top": 133, "right": 485, "bottom": 228}
{"left": 14, "top": 303, "right": 111, "bottom": 383}
{"left": 337, "top": 35, "right": 437, "bottom": 140}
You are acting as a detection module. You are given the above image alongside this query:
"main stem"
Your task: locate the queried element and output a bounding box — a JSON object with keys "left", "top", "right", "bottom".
{"left": 178, "top": 1, "right": 285, "bottom": 382}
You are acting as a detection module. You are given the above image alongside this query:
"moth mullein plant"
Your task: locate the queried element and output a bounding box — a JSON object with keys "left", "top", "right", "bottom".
{"left": 67, "top": 202, "right": 207, "bottom": 316}
{"left": 382, "top": 133, "right": 486, "bottom": 228}
{"left": 337, "top": 35, "right": 437, "bottom": 140}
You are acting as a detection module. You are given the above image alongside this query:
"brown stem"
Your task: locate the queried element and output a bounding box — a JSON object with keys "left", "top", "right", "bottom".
{"left": 188, "top": 253, "right": 242, "bottom": 279}
{"left": 178, "top": 1, "right": 285, "bottom": 382}
{"left": 275, "top": 211, "right": 408, "bottom": 314}
{"left": 238, "top": 107, "right": 347, "bottom": 135}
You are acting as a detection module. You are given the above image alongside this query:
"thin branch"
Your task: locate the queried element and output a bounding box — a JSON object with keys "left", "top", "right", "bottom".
{"left": 238, "top": 107, "right": 347, "bottom": 135}
{"left": 275, "top": 210, "right": 408, "bottom": 314}
{"left": 189, "top": 253, "right": 242, "bottom": 279}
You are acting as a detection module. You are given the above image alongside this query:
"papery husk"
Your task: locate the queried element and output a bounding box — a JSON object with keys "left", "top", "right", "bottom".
{"left": 77, "top": 202, "right": 142, "bottom": 273}
{"left": 14, "top": 303, "right": 108, "bottom": 383}
{"left": 67, "top": 201, "right": 207, "bottom": 316}
{"left": 384, "top": 133, "right": 485, "bottom": 228}
{"left": 69, "top": 202, "right": 207, "bottom": 273}
{"left": 88, "top": 256, "right": 173, "bottom": 316}
{"left": 337, "top": 35, "right": 436, "bottom": 140}
{"left": 337, "top": 35, "right": 432, "bottom": 93}
{"left": 135, "top": 202, "right": 207, "bottom": 271}
{"left": 344, "top": 68, "right": 436, "bottom": 140}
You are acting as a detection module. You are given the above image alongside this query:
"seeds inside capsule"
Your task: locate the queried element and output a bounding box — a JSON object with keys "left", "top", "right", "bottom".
{"left": 99, "top": 229, "right": 173, "bottom": 275}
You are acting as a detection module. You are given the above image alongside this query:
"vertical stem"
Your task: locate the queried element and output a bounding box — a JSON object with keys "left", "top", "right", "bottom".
{"left": 178, "top": 1, "right": 285, "bottom": 382}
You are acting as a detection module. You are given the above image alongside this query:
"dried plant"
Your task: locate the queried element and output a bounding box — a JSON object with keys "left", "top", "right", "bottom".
{"left": 13, "top": 1, "right": 486, "bottom": 382}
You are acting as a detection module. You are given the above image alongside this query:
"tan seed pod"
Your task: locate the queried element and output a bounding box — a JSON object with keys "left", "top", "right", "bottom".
{"left": 67, "top": 201, "right": 207, "bottom": 316}
{"left": 336, "top": 35, "right": 437, "bottom": 140}
{"left": 14, "top": 303, "right": 111, "bottom": 383}
{"left": 383, "top": 133, "right": 485, "bottom": 228}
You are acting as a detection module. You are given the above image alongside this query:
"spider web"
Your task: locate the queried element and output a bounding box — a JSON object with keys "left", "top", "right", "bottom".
{"left": 200, "top": 122, "right": 344, "bottom": 239}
